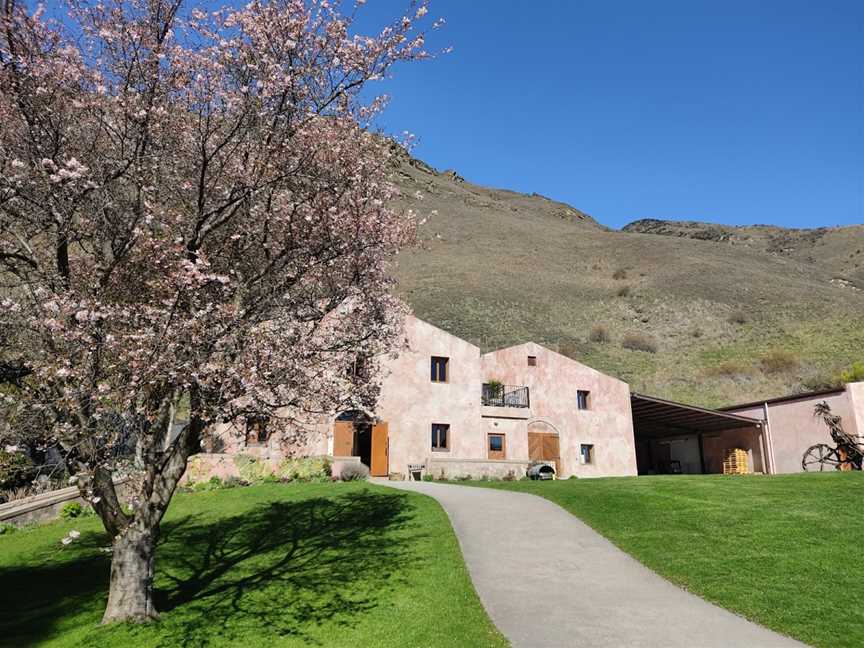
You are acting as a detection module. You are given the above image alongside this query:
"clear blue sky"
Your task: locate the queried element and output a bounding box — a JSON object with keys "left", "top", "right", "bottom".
{"left": 359, "top": 0, "right": 864, "bottom": 230}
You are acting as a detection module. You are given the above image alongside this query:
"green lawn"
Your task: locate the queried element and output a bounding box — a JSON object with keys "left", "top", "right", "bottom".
{"left": 0, "top": 482, "right": 507, "bottom": 648}
{"left": 475, "top": 473, "right": 864, "bottom": 647}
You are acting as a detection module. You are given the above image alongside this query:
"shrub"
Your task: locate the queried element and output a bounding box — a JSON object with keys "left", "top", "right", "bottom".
{"left": 0, "top": 449, "right": 34, "bottom": 490}
{"left": 193, "top": 476, "right": 225, "bottom": 492}
{"left": 60, "top": 502, "right": 84, "bottom": 519}
{"left": 421, "top": 473, "right": 435, "bottom": 482}
{"left": 839, "top": 361, "right": 864, "bottom": 384}
{"left": 801, "top": 371, "right": 844, "bottom": 391}
{"left": 277, "top": 456, "right": 330, "bottom": 482}
{"left": 727, "top": 310, "right": 747, "bottom": 325}
{"left": 622, "top": 333, "right": 657, "bottom": 353}
{"left": 589, "top": 324, "right": 609, "bottom": 343}
{"left": 612, "top": 268, "right": 627, "bottom": 280}
{"left": 338, "top": 462, "right": 369, "bottom": 481}
{"left": 0, "top": 522, "right": 16, "bottom": 535}
{"left": 760, "top": 350, "right": 800, "bottom": 374}
{"left": 222, "top": 476, "right": 245, "bottom": 489}
{"left": 615, "top": 285, "right": 631, "bottom": 297}
{"left": 233, "top": 454, "right": 272, "bottom": 483}
{"left": 705, "top": 360, "right": 752, "bottom": 378}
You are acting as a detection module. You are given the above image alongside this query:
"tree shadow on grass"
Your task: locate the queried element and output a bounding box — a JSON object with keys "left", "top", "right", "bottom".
{"left": 0, "top": 488, "right": 421, "bottom": 647}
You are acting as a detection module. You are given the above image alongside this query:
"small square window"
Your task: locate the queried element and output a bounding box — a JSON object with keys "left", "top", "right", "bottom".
{"left": 488, "top": 433, "right": 506, "bottom": 459}
{"left": 527, "top": 355, "right": 537, "bottom": 367}
{"left": 432, "top": 423, "right": 450, "bottom": 451}
{"left": 580, "top": 443, "right": 594, "bottom": 464}
{"left": 431, "top": 356, "right": 449, "bottom": 383}
{"left": 577, "top": 390, "right": 590, "bottom": 410}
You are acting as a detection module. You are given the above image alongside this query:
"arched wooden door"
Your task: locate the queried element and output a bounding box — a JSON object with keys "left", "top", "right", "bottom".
{"left": 528, "top": 421, "right": 561, "bottom": 476}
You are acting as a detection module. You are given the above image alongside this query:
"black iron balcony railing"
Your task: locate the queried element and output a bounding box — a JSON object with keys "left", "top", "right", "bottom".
{"left": 482, "top": 383, "right": 530, "bottom": 408}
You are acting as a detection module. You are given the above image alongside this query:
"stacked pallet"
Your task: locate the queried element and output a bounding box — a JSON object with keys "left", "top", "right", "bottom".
{"left": 722, "top": 448, "right": 749, "bottom": 475}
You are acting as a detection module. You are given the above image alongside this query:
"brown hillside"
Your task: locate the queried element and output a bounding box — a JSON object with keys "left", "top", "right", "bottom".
{"left": 389, "top": 153, "right": 864, "bottom": 408}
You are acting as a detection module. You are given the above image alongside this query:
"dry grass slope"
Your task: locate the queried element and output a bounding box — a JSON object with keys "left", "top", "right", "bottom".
{"left": 389, "top": 153, "right": 864, "bottom": 407}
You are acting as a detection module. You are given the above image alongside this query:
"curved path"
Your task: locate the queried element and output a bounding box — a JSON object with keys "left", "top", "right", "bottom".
{"left": 383, "top": 481, "right": 804, "bottom": 648}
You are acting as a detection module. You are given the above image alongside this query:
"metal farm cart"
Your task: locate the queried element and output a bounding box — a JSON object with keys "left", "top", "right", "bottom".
{"left": 802, "top": 402, "right": 864, "bottom": 472}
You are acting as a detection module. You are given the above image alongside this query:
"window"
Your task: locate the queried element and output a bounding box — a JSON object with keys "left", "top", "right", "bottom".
{"left": 527, "top": 355, "right": 537, "bottom": 367}
{"left": 580, "top": 443, "right": 594, "bottom": 464}
{"left": 488, "top": 433, "right": 506, "bottom": 460}
{"left": 431, "top": 356, "right": 449, "bottom": 383}
{"left": 245, "top": 415, "right": 270, "bottom": 446}
{"left": 431, "top": 423, "right": 450, "bottom": 451}
{"left": 577, "top": 390, "right": 590, "bottom": 410}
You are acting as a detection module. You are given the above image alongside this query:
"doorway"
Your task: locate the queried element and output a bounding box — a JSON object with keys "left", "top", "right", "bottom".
{"left": 528, "top": 431, "right": 561, "bottom": 476}
{"left": 333, "top": 412, "right": 388, "bottom": 477}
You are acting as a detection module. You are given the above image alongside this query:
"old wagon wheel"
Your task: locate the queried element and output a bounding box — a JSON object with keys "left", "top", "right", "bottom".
{"left": 802, "top": 444, "right": 841, "bottom": 471}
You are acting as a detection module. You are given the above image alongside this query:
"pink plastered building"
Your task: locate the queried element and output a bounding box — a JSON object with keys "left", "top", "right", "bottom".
{"left": 204, "top": 314, "right": 864, "bottom": 480}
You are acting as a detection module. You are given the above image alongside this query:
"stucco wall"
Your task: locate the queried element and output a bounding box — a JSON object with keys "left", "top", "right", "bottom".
{"left": 727, "top": 390, "right": 858, "bottom": 474}
{"left": 206, "top": 315, "right": 638, "bottom": 479}
{"left": 481, "top": 342, "right": 637, "bottom": 478}
{"left": 374, "top": 316, "right": 486, "bottom": 478}
{"left": 702, "top": 426, "right": 766, "bottom": 474}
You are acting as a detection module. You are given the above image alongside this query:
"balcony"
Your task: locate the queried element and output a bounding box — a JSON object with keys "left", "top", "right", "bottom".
{"left": 482, "top": 383, "right": 530, "bottom": 408}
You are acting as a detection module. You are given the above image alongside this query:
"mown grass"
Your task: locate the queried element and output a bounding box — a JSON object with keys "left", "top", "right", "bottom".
{"left": 475, "top": 473, "right": 864, "bottom": 648}
{"left": 0, "top": 482, "right": 506, "bottom": 648}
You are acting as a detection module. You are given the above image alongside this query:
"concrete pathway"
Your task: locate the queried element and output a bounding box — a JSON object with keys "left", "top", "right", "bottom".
{"left": 383, "top": 481, "right": 805, "bottom": 648}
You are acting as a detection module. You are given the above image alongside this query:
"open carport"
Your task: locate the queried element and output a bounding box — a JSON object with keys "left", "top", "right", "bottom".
{"left": 631, "top": 393, "right": 769, "bottom": 475}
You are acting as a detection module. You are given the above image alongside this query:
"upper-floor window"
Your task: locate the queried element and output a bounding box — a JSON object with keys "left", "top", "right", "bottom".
{"left": 580, "top": 443, "right": 594, "bottom": 464}
{"left": 527, "top": 355, "right": 537, "bottom": 367}
{"left": 577, "top": 390, "right": 590, "bottom": 410}
{"left": 431, "top": 356, "right": 449, "bottom": 383}
{"left": 432, "top": 423, "right": 450, "bottom": 451}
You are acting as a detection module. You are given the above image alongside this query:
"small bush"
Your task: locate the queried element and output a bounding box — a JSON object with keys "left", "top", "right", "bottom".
{"left": 234, "top": 455, "right": 272, "bottom": 483}
{"left": 60, "top": 502, "right": 84, "bottom": 519}
{"left": 705, "top": 360, "right": 752, "bottom": 378}
{"left": 421, "top": 474, "right": 435, "bottom": 482}
{"left": 589, "top": 324, "right": 609, "bottom": 343}
{"left": 277, "top": 456, "right": 330, "bottom": 483}
{"left": 338, "top": 462, "right": 369, "bottom": 482}
{"left": 193, "top": 476, "right": 225, "bottom": 492}
{"left": 616, "top": 285, "right": 631, "bottom": 297}
{"left": 612, "top": 268, "right": 628, "bottom": 280}
{"left": 839, "top": 361, "right": 864, "bottom": 383}
{"left": 0, "top": 522, "right": 16, "bottom": 535}
{"left": 222, "top": 476, "right": 246, "bottom": 489}
{"left": 727, "top": 310, "right": 747, "bottom": 325}
{"left": 0, "top": 449, "right": 34, "bottom": 490}
{"left": 622, "top": 333, "right": 657, "bottom": 353}
{"left": 760, "top": 350, "right": 800, "bottom": 374}
{"left": 801, "top": 371, "right": 844, "bottom": 391}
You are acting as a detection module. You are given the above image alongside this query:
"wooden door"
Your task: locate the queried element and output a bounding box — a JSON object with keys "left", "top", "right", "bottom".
{"left": 333, "top": 421, "right": 355, "bottom": 457}
{"left": 543, "top": 434, "right": 561, "bottom": 476}
{"left": 488, "top": 433, "right": 506, "bottom": 460}
{"left": 371, "top": 422, "right": 389, "bottom": 477}
{"left": 528, "top": 432, "right": 561, "bottom": 476}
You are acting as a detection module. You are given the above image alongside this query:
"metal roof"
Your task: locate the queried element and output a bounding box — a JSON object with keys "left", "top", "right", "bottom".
{"left": 631, "top": 393, "right": 764, "bottom": 439}
{"left": 718, "top": 386, "right": 846, "bottom": 412}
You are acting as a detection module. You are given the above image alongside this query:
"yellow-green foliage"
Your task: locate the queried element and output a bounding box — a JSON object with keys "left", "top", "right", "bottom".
{"left": 233, "top": 455, "right": 272, "bottom": 483}
{"left": 276, "top": 456, "right": 331, "bottom": 482}
{"left": 839, "top": 361, "right": 864, "bottom": 384}
{"left": 183, "top": 456, "right": 213, "bottom": 484}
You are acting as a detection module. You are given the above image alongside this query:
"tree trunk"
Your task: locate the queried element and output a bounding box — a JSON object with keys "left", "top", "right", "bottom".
{"left": 101, "top": 524, "right": 159, "bottom": 624}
